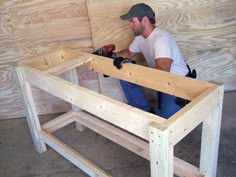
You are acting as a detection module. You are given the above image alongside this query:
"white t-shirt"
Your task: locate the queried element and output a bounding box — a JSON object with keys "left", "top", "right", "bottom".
{"left": 129, "top": 28, "right": 188, "bottom": 76}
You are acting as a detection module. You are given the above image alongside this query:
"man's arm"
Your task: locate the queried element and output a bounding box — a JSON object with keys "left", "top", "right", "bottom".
{"left": 155, "top": 58, "right": 173, "bottom": 72}
{"left": 116, "top": 48, "right": 137, "bottom": 59}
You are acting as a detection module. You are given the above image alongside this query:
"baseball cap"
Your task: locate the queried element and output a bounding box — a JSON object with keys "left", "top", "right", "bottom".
{"left": 120, "top": 3, "right": 155, "bottom": 20}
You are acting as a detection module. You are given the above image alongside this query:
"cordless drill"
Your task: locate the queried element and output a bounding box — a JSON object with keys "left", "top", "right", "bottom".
{"left": 92, "top": 44, "right": 116, "bottom": 59}
{"left": 92, "top": 44, "right": 116, "bottom": 77}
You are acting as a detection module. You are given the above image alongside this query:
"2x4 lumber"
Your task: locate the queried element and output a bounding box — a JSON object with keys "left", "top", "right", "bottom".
{"left": 19, "top": 64, "right": 166, "bottom": 140}
{"left": 19, "top": 50, "right": 65, "bottom": 70}
{"left": 74, "top": 111, "right": 204, "bottom": 177}
{"left": 43, "top": 53, "right": 93, "bottom": 75}
{"left": 174, "top": 157, "right": 204, "bottom": 177}
{"left": 74, "top": 111, "right": 149, "bottom": 159}
{"left": 89, "top": 56, "right": 213, "bottom": 100}
{"left": 40, "top": 131, "right": 111, "bottom": 177}
{"left": 164, "top": 85, "right": 222, "bottom": 146}
{"left": 67, "top": 68, "right": 86, "bottom": 131}
{"left": 67, "top": 68, "right": 81, "bottom": 112}
{"left": 200, "top": 85, "right": 224, "bottom": 177}
{"left": 15, "top": 67, "right": 47, "bottom": 154}
{"left": 41, "top": 110, "right": 74, "bottom": 133}
{"left": 18, "top": 49, "right": 80, "bottom": 71}
{"left": 149, "top": 123, "right": 174, "bottom": 177}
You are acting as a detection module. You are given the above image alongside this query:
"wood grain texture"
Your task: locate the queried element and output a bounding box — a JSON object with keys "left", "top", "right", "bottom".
{"left": 0, "top": 0, "right": 95, "bottom": 119}
{"left": 87, "top": 0, "right": 236, "bottom": 96}
{"left": 1, "top": 0, "right": 235, "bottom": 119}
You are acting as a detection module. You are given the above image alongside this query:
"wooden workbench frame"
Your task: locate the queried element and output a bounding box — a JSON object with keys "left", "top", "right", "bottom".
{"left": 16, "top": 49, "right": 223, "bottom": 177}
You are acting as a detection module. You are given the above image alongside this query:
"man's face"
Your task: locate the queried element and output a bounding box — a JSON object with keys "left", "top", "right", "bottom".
{"left": 129, "top": 17, "right": 145, "bottom": 36}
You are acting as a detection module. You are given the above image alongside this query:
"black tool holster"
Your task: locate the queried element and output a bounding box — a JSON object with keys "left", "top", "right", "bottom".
{"left": 175, "top": 64, "right": 197, "bottom": 107}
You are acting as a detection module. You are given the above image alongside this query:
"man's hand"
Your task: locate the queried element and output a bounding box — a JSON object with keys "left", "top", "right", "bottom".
{"left": 113, "top": 57, "right": 135, "bottom": 69}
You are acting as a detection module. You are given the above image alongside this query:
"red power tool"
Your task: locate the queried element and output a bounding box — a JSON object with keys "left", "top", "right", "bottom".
{"left": 92, "top": 44, "right": 116, "bottom": 58}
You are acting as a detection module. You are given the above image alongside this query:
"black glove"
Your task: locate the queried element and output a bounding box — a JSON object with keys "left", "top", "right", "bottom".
{"left": 92, "top": 48, "right": 116, "bottom": 77}
{"left": 113, "top": 57, "right": 135, "bottom": 69}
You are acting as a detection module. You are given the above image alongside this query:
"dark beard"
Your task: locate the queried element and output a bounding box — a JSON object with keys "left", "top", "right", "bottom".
{"left": 134, "top": 24, "right": 145, "bottom": 36}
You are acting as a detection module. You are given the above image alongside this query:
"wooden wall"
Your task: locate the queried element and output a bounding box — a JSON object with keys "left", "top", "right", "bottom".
{"left": 0, "top": 0, "right": 96, "bottom": 119}
{"left": 0, "top": 0, "right": 235, "bottom": 119}
{"left": 87, "top": 0, "right": 236, "bottom": 92}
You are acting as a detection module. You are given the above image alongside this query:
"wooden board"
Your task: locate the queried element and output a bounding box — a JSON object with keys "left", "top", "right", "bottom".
{"left": 0, "top": 0, "right": 95, "bottom": 119}
{"left": 87, "top": 0, "right": 236, "bottom": 94}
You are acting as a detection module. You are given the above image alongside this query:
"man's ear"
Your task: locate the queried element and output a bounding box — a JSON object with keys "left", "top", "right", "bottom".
{"left": 142, "top": 16, "right": 149, "bottom": 23}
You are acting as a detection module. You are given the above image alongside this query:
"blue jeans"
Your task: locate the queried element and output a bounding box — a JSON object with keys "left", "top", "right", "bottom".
{"left": 120, "top": 80, "right": 182, "bottom": 119}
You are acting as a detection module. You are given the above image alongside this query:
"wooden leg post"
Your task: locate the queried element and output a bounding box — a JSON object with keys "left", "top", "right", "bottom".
{"left": 15, "top": 67, "right": 47, "bottom": 153}
{"left": 200, "top": 86, "right": 224, "bottom": 177}
{"left": 67, "top": 68, "right": 86, "bottom": 131}
{"left": 149, "top": 123, "right": 173, "bottom": 177}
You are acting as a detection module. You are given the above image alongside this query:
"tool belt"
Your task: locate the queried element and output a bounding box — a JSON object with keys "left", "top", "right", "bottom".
{"left": 175, "top": 64, "right": 197, "bottom": 107}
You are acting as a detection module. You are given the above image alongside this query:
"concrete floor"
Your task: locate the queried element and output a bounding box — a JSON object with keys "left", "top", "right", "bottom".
{"left": 0, "top": 91, "right": 235, "bottom": 177}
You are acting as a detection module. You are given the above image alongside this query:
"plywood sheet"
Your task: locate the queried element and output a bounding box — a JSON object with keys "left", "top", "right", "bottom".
{"left": 0, "top": 0, "right": 94, "bottom": 119}
{"left": 87, "top": 0, "right": 236, "bottom": 93}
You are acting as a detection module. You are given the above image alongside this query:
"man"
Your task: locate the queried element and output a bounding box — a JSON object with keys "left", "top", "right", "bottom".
{"left": 114, "top": 3, "right": 189, "bottom": 119}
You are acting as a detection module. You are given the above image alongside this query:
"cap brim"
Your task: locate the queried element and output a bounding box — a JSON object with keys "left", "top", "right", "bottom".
{"left": 120, "top": 13, "right": 132, "bottom": 20}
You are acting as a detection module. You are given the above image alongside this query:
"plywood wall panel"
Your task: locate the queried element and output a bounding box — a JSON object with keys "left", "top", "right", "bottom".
{"left": 87, "top": 0, "right": 236, "bottom": 93}
{"left": 1, "top": 0, "right": 235, "bottom": 119}
{"left": 0, "top": 0, "right": 95, "bottom": 119}
{"left": 0, "top": 64, "right": 25, "bottom": 119}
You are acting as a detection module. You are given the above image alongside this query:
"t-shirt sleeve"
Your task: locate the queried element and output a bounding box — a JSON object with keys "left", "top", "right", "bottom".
{"left": 129, "top": 36, "right": 141, "bottom": 53}
{"left": 154, "top": 38, "right": 173, "bottom": 59}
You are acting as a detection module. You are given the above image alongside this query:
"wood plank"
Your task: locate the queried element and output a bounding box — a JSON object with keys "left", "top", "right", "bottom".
{"left": 87, "top": 0, "right": 236, "bottom": 92}
{"left": 89, "top": 55, "right": 213, "bottom": 100}
{"left": 174, "top": 157, "right": 204, "bottom": 177}
{"left": 0, "top": 64, "right": 25, "bottom": 119}
{"left": 40, "top": 131, "right": 111, "bottom": 177}
{"left": 41, "top": 110, "right": 75, "bottom": 133}
{"left": 199, "top": 85, "right": 224, "bottom": 177}
{"left": 43, "top": 52, "right": 93, "bottom": 75}
{"left": 149, "top": 123, "right": 174, "bottom": 177}
{"left": 15, "top": 67, "right": 47, "bottom": 153}
{"left": 74, "top": 111, "right": 149, "bottom": 159}
{"left": 0, "top": 0, "right": 93, "bottom": 119}
{"left": 74, "top": 111, "right": 204, "bottom": 177}
{"left": 19, "top": 64, "right": 166, "bottom": 140}
{"left": 164, "top": 85, "right": 222, "bottom": 146}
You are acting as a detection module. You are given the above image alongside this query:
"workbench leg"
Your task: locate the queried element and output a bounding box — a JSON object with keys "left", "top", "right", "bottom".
{"left": 67, "top": 68, "right": 86, "bottom": 131}
{"left": 15, "top": 67, "right": 47, "bottom": 154}
{"left": 149, "top": 125, "right": 173, "bottom": 177}
{"left": 200, "top": 86, "right": 224, "bottom": 177}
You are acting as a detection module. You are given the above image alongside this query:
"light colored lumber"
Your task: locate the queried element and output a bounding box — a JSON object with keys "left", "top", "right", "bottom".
{"left": 15, "top": 67, "right": 47, "bottom": 153}
{"left": 89, "top": 55, "right": 213, "bottom": 100}
{"left": 67, "top": 68, "right": 86, "bottom": 131}
{"left": 41, "top": 110, "right": 74, "bottom": 133}
{"left": 74, "top": 111, "right": 204, "bottom": 177}
{"left": 20, "top": 64, "right": 166, "bottom": 140}
{"left": 164, "top": 85, "right": 222, "bottom": 146}
{"left": 74, "top": 111, "right": 149, "bottom": 159}
{"left": 199, "top": 85, "right": 224, "bottom": 177}
{"left": 18, "top": 49, "right": 65, "bottom": 70}
{"left": 43, "top": 53, "right": 92, "bottom": 75}
{"left": 149, "top": 122, "right": 174, "bottom": 177}
{"left": 40, "top": 131, "right": 111, "bottom": 177}
{"left": 174, "top": 157, "right": 204, "bottom": 177}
